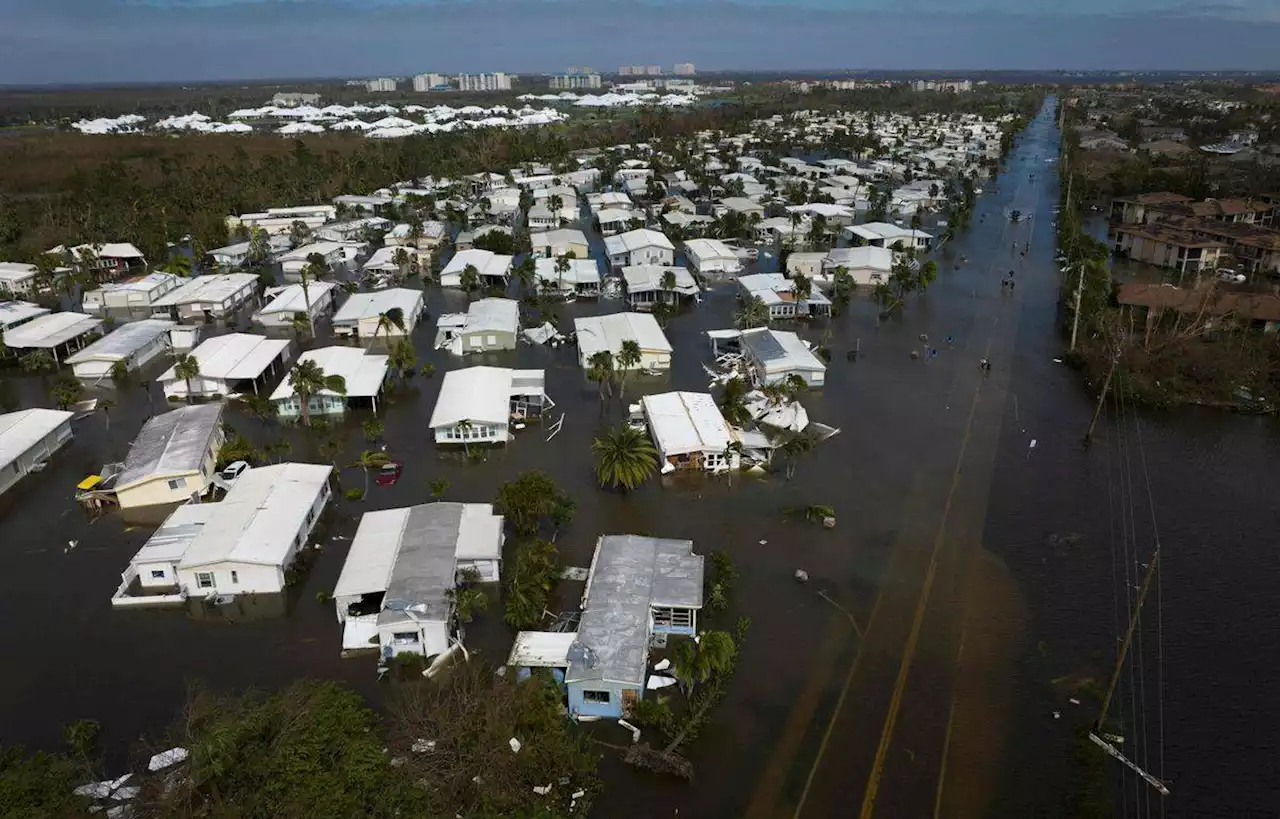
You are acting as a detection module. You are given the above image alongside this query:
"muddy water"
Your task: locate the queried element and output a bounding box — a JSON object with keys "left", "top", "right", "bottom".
{"left": 0, "top": 98, "right": 1277, "bottom": 818}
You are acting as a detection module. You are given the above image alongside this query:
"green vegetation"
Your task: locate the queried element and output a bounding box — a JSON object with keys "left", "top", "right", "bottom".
{"left": 48, "top": 375, "right": 84, "bottom": 410}
{"left": 591, "top": 425, "right": 659, "bottom": 491}
{"left": 287, "top": 358, "right": 346, "bottom": 426}
{"left": 494, "top": 471, "right": 572, "bottom": 537}
{"left": 503, "top": 539, "right": 559, "bottom": 630}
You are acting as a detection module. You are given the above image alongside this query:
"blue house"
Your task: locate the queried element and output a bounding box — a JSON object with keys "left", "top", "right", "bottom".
{"left": 565, "top": 535, "right": 704, "bottom": 720}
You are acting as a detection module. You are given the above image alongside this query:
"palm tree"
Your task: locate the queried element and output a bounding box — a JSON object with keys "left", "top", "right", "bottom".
{"left": 289, "top": 220, "right": 311, "bottom": 249}
{"left": 455, "top": 419, "right": 475, "bottom": 456}
{"left": 297, "top": 254, "right": 328, "bottom": 338}
{"left": 515, "top": 257, "right": 537, "bottom": 296}
{"left": 373, "top": 307, "right": 406, "bottom": 348}
{"left": 388, "top": 338, "right": 417, "bottom": 382}
{"left": 288, "top": 359, "right": 347, "bottom": 426}
{"left": 735, "top": 295, "right": 770, "bottom": 329}
{"left": 592, "top": 425, "right": 658, "bottom": 491}
{"left": 616, "top": 339, "right": 641, "bottom": 397}
{"left": 391, "top": 247, "right": 412, "bottom": 282}
{"left": 290, "top": 311, "right": 311, "bottom": 340}
{"left": 779, "top": 433, "right": 814, "bottom": 481}
{"left": 659, "top": 269, "right": 678, "bottom": 306}
{"left": 792, "top": 272, "right": 813, "bottom": 303}
{"left": 459, "top": 264, "right": 481, "bottom": 299}
{"left": 718, "top": 376, "right": 752, "bottom": 426}
{"left": 351, "top": 449, "right": 391, "bottom": 497}
{"left": 670, "top": 631, "right": 737, "bottom": 697}
{"left": 549, "top": 194, "right": 564, "bottom": 223}
{"left": 587, "top": 350, "right": 615, "bottom": 411}
{"left": 173, "top": 354, "right": 201, "bottom": 401}
{"left": 160, "top": 254, "right": 192, "bottom": 277}
{"left": 554, "top": 251, "right": 575, "bottom": 296}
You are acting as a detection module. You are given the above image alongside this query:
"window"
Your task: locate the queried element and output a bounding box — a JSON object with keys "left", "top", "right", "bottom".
{"left": 582, "top": 690, "right": 611, "bottom": 704}
{"left": 150, "top": 570, "right": 166, "bottom": 579}
{"left": 486, "top": 335, "right": 497, "bottom": 346}
{"left": 392, "top": 631, "right": 419, "bottom": 644}
{"left": 231, "top": 570, "right": 239, "bottom": 584}
{"left": 470, "top": 335, "right": 482, "bottom": 347}
{"left": 167, "top": 477, "right": 188, "bottom": 490}
{"left": 196, "top": 572, "right": 215, "bottom": 589}
{"left": 652, "top": 607, "right": 693, "bottom": 630}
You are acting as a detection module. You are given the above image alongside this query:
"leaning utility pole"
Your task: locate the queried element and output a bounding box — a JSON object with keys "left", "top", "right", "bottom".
{"left": 1083, "top": 351, "right": 1120, "bottom": 444}
{"left": 1092, "top": 549, "right": 1169, "bottom": 797}
{"left": 1070, "top": 262, "right": 1086, "bottom": 353}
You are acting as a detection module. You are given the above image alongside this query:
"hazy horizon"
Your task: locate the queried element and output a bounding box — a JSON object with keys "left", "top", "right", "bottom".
{"left": 5, "top": 0, "right": 1280, "bottom": 85}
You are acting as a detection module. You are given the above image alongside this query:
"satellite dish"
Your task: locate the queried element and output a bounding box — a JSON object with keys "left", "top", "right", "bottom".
{"left": 567, "top": 641, "right": 598, "bottom": 668}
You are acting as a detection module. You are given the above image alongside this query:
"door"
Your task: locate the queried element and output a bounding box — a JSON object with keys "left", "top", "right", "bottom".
{"left": 621, "top": 688, "right": 638, "bottom": 716}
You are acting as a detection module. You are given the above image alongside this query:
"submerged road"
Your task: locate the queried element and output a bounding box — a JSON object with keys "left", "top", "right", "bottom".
{"left": 745, "top": 98, "right": 1062, "bottom": 819}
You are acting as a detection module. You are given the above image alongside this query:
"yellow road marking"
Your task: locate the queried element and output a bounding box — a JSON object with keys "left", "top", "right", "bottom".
{"left": 933, "top": 623, "right": 968, "bottom": 818}
{"left": 858, "top": 337, "right": 993, "bottom": 819}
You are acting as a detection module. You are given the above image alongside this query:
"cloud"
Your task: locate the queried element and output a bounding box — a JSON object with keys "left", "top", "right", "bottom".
{"left": 3, "top": 0, "right": 1279, "bottom": 84}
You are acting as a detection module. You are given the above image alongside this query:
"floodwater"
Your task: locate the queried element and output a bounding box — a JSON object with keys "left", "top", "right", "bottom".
{"left": 1, "top": 97, "right": 1278, "bottom": 818}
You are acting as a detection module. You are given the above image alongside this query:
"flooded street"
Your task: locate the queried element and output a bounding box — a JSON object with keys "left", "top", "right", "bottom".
{"left": 1, "top": 97, "right": 1278, "bottom": 818}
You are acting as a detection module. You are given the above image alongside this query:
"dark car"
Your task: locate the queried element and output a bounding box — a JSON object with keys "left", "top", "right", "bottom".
{"left": 374, "top": 462, "right": 403, "bottom": 486}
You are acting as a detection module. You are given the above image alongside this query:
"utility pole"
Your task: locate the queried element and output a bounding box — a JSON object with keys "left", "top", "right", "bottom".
{"left": 1092, "top": 549, "right": 1169, "bottom": 797}
{"left": 1083, "top": 351, "right": 1120, "bottom": 444}
{"left": 1070, "top": 262, "right": 1086, "bottom": 353}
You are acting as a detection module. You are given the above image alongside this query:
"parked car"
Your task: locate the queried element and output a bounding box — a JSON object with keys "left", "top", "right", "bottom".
{"left": 374, "top": 461, "right": 403, "bottom": 486}
{"left": 220, "top": 461, "right": 250, "bottom": 484}
{"left": 1217, "top": 269, "right": 1246, "bottom": 283}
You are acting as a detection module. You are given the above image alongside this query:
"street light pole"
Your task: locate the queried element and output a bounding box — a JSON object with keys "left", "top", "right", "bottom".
{"left": 1069, "top": 263, "right": 1086, "bottom": 353}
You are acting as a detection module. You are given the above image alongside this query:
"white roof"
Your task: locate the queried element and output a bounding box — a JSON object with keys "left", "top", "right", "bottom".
{"left": 0, "top": 408, "right": 73, "bottom": 473}
{"left": 277, "top": 240, "right": 347, "bottom": 262}
{"left": 268, "top": 346, "right": 388, "bottom": 401}
{"left": 332, "top": 288, "right": 422, "bottom": 324}
{"left": 441, "top": 248, "right": 513, "bottom": 281}
{"left": 65, "top": 319, "right": 175, "bottom": 364}
{"left": 462, "top": 298, "right": 520, "bottom": 334}
{"left": 596, "top": 208, "right": 640, "bottom": 225}
{"left": 0, "top": 301, "right": 50, "bottom": 329}
{"left": 157, "top": 333, "right": 288, "bottom": 382}
{"left": 848, "top": 222, "right": 933, "bottom": 242}
{"left": 508, "top": 631, "right": 578, "bottom": 668}
{"left": 128, "top": 503, "right": 217, "bottom": 566}
{"left": 333, "top": 506, "right": 412, "bottom": 599}
{"left": 179, "top": 463, "right": 332, "bottom": 569}
{"left": 534, "top": 258, "right": 602, "bottom": 286}
{"left": 719, "top": 196, "right": 763, "bottom": 212}
{"left": 429, "top": 366, "right": 518, "bottom": 428}
{"left": 256, "top": 281, "right": 338, "bottom": 316}
{"left": 824, "top": 245, "right": 893, "bottom": 272}
{"left": 786, "top": 202, "right": 855, "bottom": 218}
{"left": 88, "top": 272, "right": 181, "bottom": 295}
{"left": 574, "top": 312, "right": 672, "bottom": 359}
{"left": 151, "top": 274, "right": 257, "bottom": 307}
{"left": 49, "top": 242, "right": 145, "bottom": 260}
{"left": 740, "top": 328, "right": 827, "bottom": 375}
{"left": 604, "top": 228, "right": 675, "bottom": 256}
{"left": 620, "top": 265, "right": 698, "bottom": 294}
{"left": 683, "top": 238, "right": 737, "bottom": 263}
{"left": 530, "top": 228, "right": 588, "bottom": 251}
{"left": 642, "top": 391, "right": 732, "bottom": 457}
{"left": 117, "top": 403, "right": 224, "bottom": 488}
{"left": 739, "top": 273, "right": 831, "bottom": 308}
{"left": 3, "top": 312, "right": 103, "bottom": 349}
{"left": 0, "top": 262, "right": 37, "bottom": 283}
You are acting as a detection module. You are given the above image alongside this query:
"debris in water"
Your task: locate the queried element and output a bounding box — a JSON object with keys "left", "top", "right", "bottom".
{"left": 1069, "top": 698, "right": 1081, "bottom": 706}
{"left": 1053, "top": 358, "right": 1063, "bottom": 363}
{"left": 646, "top": 674, "right": 678, "bottom": 690}
{"left": 654, "top": 658, "right": 671, "bottom": 671}
{"left": 147, "top": 747, "right": 188, "bottom": 772}
{"left": 794, "top": 569, "right": 809, "bottom": 583}
{"left": 1029, "top": 439, "right": 1037, "bottom": 449}
{"left": 509, "top": 737, "right": 522, "bottom": 754}
{"left": 411, "top": 739, "right": 436, "bottom": 753}
{"left": 533, "top": 784, "right": 552, "bottom": 796}
{"left": 759, "top": 539, "right": 768, "bottom": 545}
{"left": 560, "top": 566, "right": 589, "bottom": 581}
{"left": 1052, "top": 710, "right": 1061, "bottom": 720}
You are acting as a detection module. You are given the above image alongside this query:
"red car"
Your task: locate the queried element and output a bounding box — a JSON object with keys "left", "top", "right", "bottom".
{"left": 374, "top": 462, "right": 403, "bottom": 486}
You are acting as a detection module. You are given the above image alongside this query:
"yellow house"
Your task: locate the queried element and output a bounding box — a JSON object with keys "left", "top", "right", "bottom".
{"left": 114, "top": 403, "right": 225, "bottom": 510}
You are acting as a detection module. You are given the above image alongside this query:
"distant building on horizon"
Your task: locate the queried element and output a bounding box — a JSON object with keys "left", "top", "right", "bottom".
{"left": 457, "top": 72, "right": 513, "bottom": 92}
{"left": 271, "top": 92, "right": 321, "bottom": 108}
{"left": 673, "top": 63, "right": 696, "bottom": 76}
{"left": 912, "top": 79, "right": 973, "bottom": 93}
{"left": 565, "top": 66, "right": 595, "bottom": 76}
{"left": 366, "top": 77, "right": 398, "bottom": 93}
{"left": 412, "top": 73, "right": 449, "bottom": 92}
{"left": 550, "top": 74, "right": 602, "bottom": 90}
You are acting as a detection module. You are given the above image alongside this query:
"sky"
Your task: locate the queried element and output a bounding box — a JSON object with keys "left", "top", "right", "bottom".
{"left": 4, "top": 0, "right": 1280, "bottom": 85}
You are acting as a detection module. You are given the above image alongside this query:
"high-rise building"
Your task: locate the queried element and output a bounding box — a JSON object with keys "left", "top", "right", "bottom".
{"left": 366, "top": 77, "right": 398, "bottom": 93}
{"left": 412, "top": 73, "right": 449, "bottom": 92}
{"left": 456, "top": 73, "right": 513, "bottom": 92}
{"left": 549, "top": 74, "right": 602, "bottom": 90}
{"left": 673, "top": 63, "right": 696, "bottom": 76}
{"left": 566, "top": 66, "right": 595, "bottom": 76}
{"left": 646, "top": 65, "right": 663, "bottom": 76}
